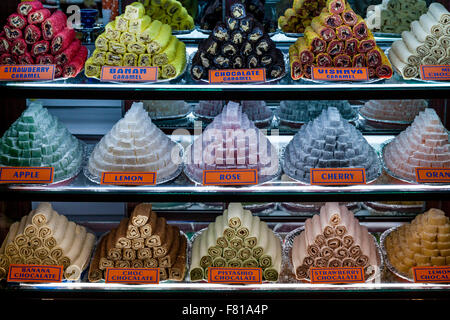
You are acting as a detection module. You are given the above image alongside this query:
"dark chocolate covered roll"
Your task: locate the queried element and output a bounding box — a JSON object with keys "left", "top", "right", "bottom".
{"left": 232, "top": 55, "right": 245, "bottom": 69}
{"left": 246, "top": 54, "right": 259, "bottom": 68}
{"left": 239, "top": 16, "right": 253, "bottom": 33}
{"left": 213, "top": 55, "right": 231, "bottom": 68}
{"left": 221, "top": 41, "right": 238, "bottom": 57}
{"left": 260, "top": 53, "right": 274, "bottom": 67}
{"left": 199, "top": 51, "right": 212, "bottom": 68}
{"left": 202, "top": 37, "right": 220, "bottom": 56}
{"left": 226, "top": 17, "right": 239, "bottom": 31}
{"left": 212, "top": 23, "right": 229, "bottom": 42}
{"left": 230, "top": 3, "right": 246, "bottom": 19}
{"left": 267, "top": 64, "right": 284, "bottom": 79}
{"left": 241, "top": 40, "right": 253, "bottom": 56}
{"left": 191, "top": 64, "right": 206, "bottom": 80}
{"left": 230, "top": 30, "right": 244, "bottom": 46}
{"left": 248, "top": 26, "right": 263, "bottom": 43}
{"left": 255, "top": 35, "right": 273, "bottom": 56}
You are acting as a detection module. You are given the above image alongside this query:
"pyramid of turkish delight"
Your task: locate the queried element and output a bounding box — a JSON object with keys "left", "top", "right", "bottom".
{"left": 0, "top": 202, "right": 96, "bottom": 280}
{"left": 283, "top": 107, "right": 381, "bottom": 183}
{"left": 291, "top": 202, "right": 379, "bottom": 281}
{"left": 383, "top": 108, "right": 450, "bottom": 182}
{"left": 384, "top": 208, "right": 450, "bottom": 279}
{"left": 359, "top": 99, "right": 428, "bottom": 123}
{"left": 190, "top": 3, "right": 285, "bottom": 81}
{"left": 87, "top": 102, "right": 182, "bottom": 183}
{"left": 189, "top": 203, "right": 281, "bottom": 282}
{"left": 388, "top": 3, "right": 450, "bottom": 79}
{"left": 278, "top": 100, "right": 356, "bottom": 123}
{"left": 288, "top": 0, "right": 393, "bottom": 80}
{"left": 184, "top": 101, "right": 279, "bottom": 184}
{"left": 0, "top": 102, "right": 83, "bottom": 182}
{"left": 88, "top": 203, "right": 187, "bottom": 282}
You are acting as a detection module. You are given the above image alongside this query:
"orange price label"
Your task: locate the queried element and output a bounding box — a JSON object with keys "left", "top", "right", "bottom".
{"left": 0, "top": 65, "right": 55, "bottom": 81}
{"left": 101, "top": 66, "right": 158, "bottom": 82}
{"left": 105, "top": 268, "right": 160, "bottom": 284}
{"left": 208, "top": 68, "right": 266, "bottom": 84}
{"left": 101, "top": 172, "right": 157, "bottom": 185}
{"left": 412, "top": 266, "right": 450, "bottom": 283}
{"left": 415, "top": 167, "right": 450, "bottom": 183}
{"left": 208, "top": 267, "right": 262, "bottom": 284}
{"left": 202, "top": 169, "right": 258, "bottom": 185}
{"left": 310, "top": 168, "right": 366, "bottom": 185}
{"left": 420, "top": 65, "right": 450, "bottom": 81}
{"left": 0, "top": 167, "right": 54, "bottom": 184}
{"left": 311, "top": 67, "right": 369, "bottom": 81}
{"left": 7, "top": 264, "right": 63, "bottom": 283}
{"left": 310, "top": 267, "right": 365, "bottom": 284}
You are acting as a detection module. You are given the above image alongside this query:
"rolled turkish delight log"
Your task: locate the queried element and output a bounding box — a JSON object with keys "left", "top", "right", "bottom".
{"left": 248, "top": 26, "right": 264, "bottom": 43}
{"left": 358, "top": 38, "right": 375, "bottom": 53}
{"left": 161, "top": 41, "right": 185, "bottom": 79}
{"left": 336, "top": 24, "right": 353, "bottom": 41}
{"left": 294, "top": 38, "right": 314, "bottom": 65}
{"left": 115, "top": 15, "right": 129, "bottom": 32}
{"left": 24, "top": 24, "right": 41, "bottom": 45}
{"left": 353, "top": 16, "right": 368, "bottom": 40}
{"left": 428, "top": 2, "right": 450, "bottom": 25}
{"left": 305, "top": 26, "right": 326, "bottom": 54}
{"left": 146, "top": 217, "right": 167, "bottom": 247}
{"left": 31, "top": 40, "right": 50, "bottom": 57}
{"left": 440, "top": 36, "right": 450, "bottom": 49}
{"left": 254, "top": 35, "right": 273, "bottom": 56}
{"left": 191, "top": 63, "right": 206, "bottom": 81}
{"left": 327, "top": 0, "right": 345, "bottom": 15}
{"left": 65, "top": 232, "right": 95, "bottom": 281}
{"left": 63, "top": 46, "right": 87, "bottom": 78}
{"left": 8, "top": 13, "right": 27, "bottom": 29}
{"left": 127, "top": 41, "right": 146, "bottom": 55}
{"left": 17, "top": 1, "right": 43, "bottom": 17}
{"left": 94, "top": 34, "right": 108, "bottom": 52}
{"left": 342, "top": 4, "right": 358, "bottom": 26}
{"left": 333, "top": 53, "right": 352, "bottom": 67}
{"left": 226, "top": 16, "right": 239, "bottom": 32}
{"left": 241, "top": 40, "right": 253, "bottom": 57}
{"left": 419, "top": 13, "right": 443, "bottom": 38}
{"left": 55, "top": 65, "right": 63, "bottom": 78}
{"left": 169, "top": 244, "right": 187, "bottom": 281}
{"left": 344, "top": 38, "right": 358, "bottom": 56}
{"left": 18, "top": 53, "right": 34, "bottom": 65}
{"left": 0, "top": 37, "right": 10, "bottom": 54}
{"left": 327, "top": 39, "right": 344, "bottom": 56}
{"left": 88, "top": 236, "right": 105, "bottom": 282}
{"left": 289, "top": 46, "right": 303, "bottom": 80}
{"left": 106, "top": 52, "right": 123, "bottom": 66}
{"left": 108, "top": 41, "right": 126, "bottom": 54}
{"left": 402, "top": 31, "right": 429, "bottom": 57}
{"left": 138, "top": 53, "right": 151, "bottom": 66}
{"left": 317, "top": 52, "right": 333, "bottom": 67}
{"left": 311, "top": 17, "right": 336, "bottom": 43}
{"left": 239, "top": 16, "right": 253, "bottom": 33}
{"left": 42, "top": 11, "right": 67, "bottom": 41}
{"left": 104, "top": 22, "right": 120, "bottom": 41}
{"left": 28, "top": 8, "right": 51, "bottom": 25}
{"left": 51, "top": 28, "right": 76, "bottom": 54}
{"left": 391, "top": 40, "right": 420, "bottom": 66}
{"left": 375, "top": 50, "right": 393, "bottom": 79}
{"left": 55, "top": 39, "right": 81, "bottom": 65}
{"left": 411, "top": 20, "right": 437, "bottom": 49}
{"left": 122, "top": 52, "right": 137, "bottom": 66}
{"left": 366, "top": 48, "right": 382, "bottom": 68}
{"left": 319, "top": 11, "right": 343, "bottom": 28}
{"left": 119, "top": 31, "right": 135, "bottom": 45}
{"left": 231, "top": 55, "right": 244, "bottom": 69}
{"left": 159, "top": 232, "right": 181, "bottom": 268}
{"left": 147, "top": 24, "right": 171, "bottom": 54}
{"left": 352, "top": 53, "right": 366, "bottom": 67}
{"left": 389, "top": 48, "right": 419, "bottom": 79}
{"left": 4, "top": 25, "right": 22, "bottom": 42}
{"left": 153, "top": 36, "right": 178, "bottom": 66}
{"left": 92, "top": 49, "right": 106, "bottom": 65}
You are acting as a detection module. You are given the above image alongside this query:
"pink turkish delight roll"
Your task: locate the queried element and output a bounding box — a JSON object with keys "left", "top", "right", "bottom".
{"left": 51, "top": 28, "right": 76, "bottom": 54}
{"left": 10, "top": 38, "right": 27, "bottom": 56}
{"left": 42, "top": 11, "right": 67, "bottom": 41}
{"left": 28, "top": 8, "right": 52, "bottom": 25}
{"left": 36, "top": 54, "right": 54, "bottom": 65}
{"left": 54, "top": 39, "right": 81, "bottom": 65}
{"left": 0, "top": 37, "right": 10, "bottom": 54}
{"left": 17, "top": 52, "right": 34, "bottom": 65}
{"left": 55, "top": 64, "right": 63, "bottom": 78}
{"left": 24, "top": 24, "right": 42, "bottom": 45}
{"left": 17, "top": 1, "right": 43, "bottom": 16}
{"left": 3, "top": 25, "right": 22, "bottom": 42}
{"left": 31, "top": 40, "right": 50, "bottom": 56}
{"left": 0, "top": 53, "right": 16, "bottom": 64}
{"left": 8, "top": 13, "right": 27, "bottom": 29}
{"left": 63, "top": 46, "right": 88, "bottom": 78}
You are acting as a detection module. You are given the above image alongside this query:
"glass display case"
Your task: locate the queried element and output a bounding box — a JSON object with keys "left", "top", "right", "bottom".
{"left": 0, "top": 0, "right": 449, "bottom": 315}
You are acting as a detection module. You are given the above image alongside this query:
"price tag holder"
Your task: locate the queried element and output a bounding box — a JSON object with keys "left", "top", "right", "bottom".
{"left": 420, "top": 65, "right": 450, "bottom": 81}
{"left": 202, "top": 169, "right": 258, "bottom": 185}
{"left": 101, "top": 66, "right": 158, "bottom": 82}
{"left": 7, "top": 264, "right": 63, "bottom": 283}
{"left": 101, "top": 172, "right": 157, "bottom": 185}
{"left": 310, "top": 267, "right": 365, "bottom": 284}
{"left": 0, "top": 65, "right": 55, "bottom": 81}
{"left": 310, "top": 168, "right": 366, "bottom": 185}
{"left": 415, "top": 167, "right": 450, "bottom": 183}
{"left": 0, "top": 167, "right": 54, "bottom": 184}
{"left": 312, "top": 67, "right": 369, "bottom": 81}
{"left": 412, "top": 266, "right": 450, "bottom": 283}
{"left": 105, "top": 268, "right": 160, "bottom": 284}
{"left": 208, "top": 267, "right": 262, "bottom": 284}
{"left": 208, "top": 68, "right": 266, "bottom": 84}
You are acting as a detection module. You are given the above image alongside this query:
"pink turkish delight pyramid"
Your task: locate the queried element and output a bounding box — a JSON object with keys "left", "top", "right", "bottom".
{"left": 184, "top": 101, "right": 279, "bottom": 184}
{"left": 383, "top": 108, "right": 450, "bottom": 182}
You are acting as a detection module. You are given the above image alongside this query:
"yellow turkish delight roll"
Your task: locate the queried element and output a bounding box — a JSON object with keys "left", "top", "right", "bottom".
{"left": 165, "top": 0, "right": 182, "bottom": 16}
{"left": 139, "top": 19, "right": 162, "bottom": 43}
{"left": 119, "top": 31, "right": 136, "bottom": 45}
{"left": 123, "top": 52, "right": 138, "bottom": 66}
{"left": 173, "top": 6, "right": 188, "bottom": 22}
{"left": 138, "top": 53, "right": 152, "bottom": 66}
{"left": 105, "top": 22, "right": 121, "bottom": 41}
{"left": 125, "top": 2, "right": 146, "bottom": 20}
{"left": 92, "top": 49, "right": 107, "bottom": 65}
{"left": 127, "top": 41, "right": 147, "bottom": 54}
{"left": 109, "top": 41, "right": 127, "bottom": 54}
{"left": 147, "top": 23, "right": 171, "bottom": 54}
{"left": 152, "top": 36, "right": 177, "bottom": 66}
{"left": 106, "top": 52, "right": 123, "bottom": 66}
{"left": 129, "top": 15, "right": 151, "bottom": 34}
{"left": 115, "top": 15, "right": 129, "bottom": 32}
{"left": 161, "top": 40, "right": 185, "bottom": 78}
{"left": 84, "top": 58, "right": 101, "bottom": 78}
{"left": 177, "top": 16, "right": 194, "bottom": 30}
{"left": 94, "top": 34, "right": 109, "bottom": 51}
